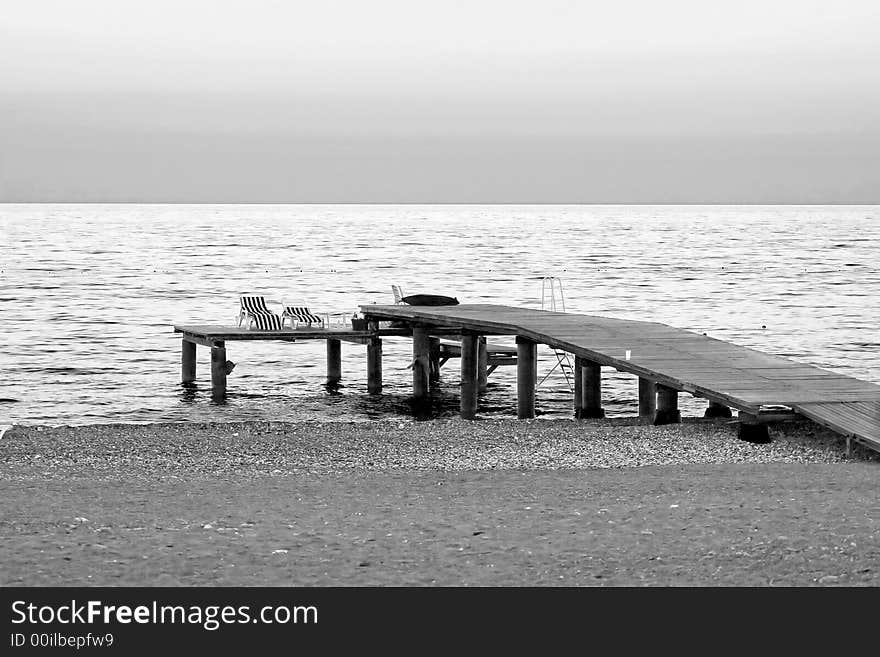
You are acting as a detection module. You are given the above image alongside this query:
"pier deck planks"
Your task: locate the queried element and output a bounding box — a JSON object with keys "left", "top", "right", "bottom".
{"left": 173, "top": 325, "right": 410, "bottom": 343}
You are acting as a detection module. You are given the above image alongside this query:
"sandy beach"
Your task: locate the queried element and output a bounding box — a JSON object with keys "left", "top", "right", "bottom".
{"left": 2, "top": 417, "right": 878, "bottom": 586}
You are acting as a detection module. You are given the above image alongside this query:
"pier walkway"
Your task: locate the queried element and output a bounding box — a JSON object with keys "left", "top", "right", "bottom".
{"left": 360, "top": 304, "right": 880, "bottom": 452}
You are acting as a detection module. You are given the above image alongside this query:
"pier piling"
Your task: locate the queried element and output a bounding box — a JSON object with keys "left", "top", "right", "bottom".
{"left": 638, "top": 378, "right": 656, "bottom": 420}
{"left": 575, "top": 356, "right": 605, "bottom": 418}
{"left": 210, "top": 341, "right": 227, "bottom": 401}
{"left": 461, "top": 333, "right": 479, "bottom": 419}
{"left": 181, "top": 340, "right": 196, "bottom": 383}
{"left": 516, "top": 336, "right": 537, "bottom": 419}
{"left": 326, "top": 339, "right": 342, "bottom": 386}
{"left": 429, "top": 337, "right": 441, "bottom": 383}
{"left": 412, "top": 326, "right": 431, "bottom": 402}
{"left": 477, "top": 337, "right": 488, "bottom": 393}
{"left": 367, "top": 326, "right": 383, "bottom": 395}
{"left": 654, "top": 385, "right": 681, "bottom": 425}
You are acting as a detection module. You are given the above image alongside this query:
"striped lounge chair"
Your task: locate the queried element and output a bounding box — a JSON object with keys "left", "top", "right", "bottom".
{"left": 238, "top": 295, "right": 283, "bottom": 330}
{"left": 281, "top": 305, "right": 324, "bottom": 328}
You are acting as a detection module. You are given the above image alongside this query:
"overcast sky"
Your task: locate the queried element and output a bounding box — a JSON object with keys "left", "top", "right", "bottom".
{"left": 1, "top": 0, "right": 879, "bottom": 203}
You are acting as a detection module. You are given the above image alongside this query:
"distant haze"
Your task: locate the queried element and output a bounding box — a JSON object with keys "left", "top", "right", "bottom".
{"left": 2, "top": 0, "right": 879, "bottom": 203}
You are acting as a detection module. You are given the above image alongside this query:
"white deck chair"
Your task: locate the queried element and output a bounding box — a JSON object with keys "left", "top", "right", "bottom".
{"left": 238, "top": 294, "right": 283, "bottom": 330}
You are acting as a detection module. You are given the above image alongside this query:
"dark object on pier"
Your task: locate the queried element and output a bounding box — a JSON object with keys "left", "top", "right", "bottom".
{"left": 388, "top": 293, "right": 460, "bottom": 326}
{"left": 738, "top": 423, "right": 771, "bottom": 443}
{"left": 704, "top": 400, "right": 733, "bottom": 418}
{"left": 401, "top": 294, "right": 459, "bottom": 306}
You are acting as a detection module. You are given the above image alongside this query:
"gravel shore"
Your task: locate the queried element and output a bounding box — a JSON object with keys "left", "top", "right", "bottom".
{"left": 2, "top": 417, "right": 878, "bottom": 586}
{"left": 0, "top": 416, "right": 874, "bottom": 481}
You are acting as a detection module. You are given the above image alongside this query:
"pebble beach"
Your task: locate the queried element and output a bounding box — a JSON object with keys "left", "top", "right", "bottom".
{"left": 2, "top": 417, "right": 879, "bottom": 587}
{"left": 1, "top": 416, "right": 874, "bottom": 481}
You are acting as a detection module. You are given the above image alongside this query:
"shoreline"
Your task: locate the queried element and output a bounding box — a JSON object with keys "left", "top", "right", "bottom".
{"left": 1, "top": 416, "right": 876, "bottom": 481}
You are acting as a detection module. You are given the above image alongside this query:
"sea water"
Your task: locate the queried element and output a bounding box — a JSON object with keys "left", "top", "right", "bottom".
{"left": 1, "top": 204, "right": 878, "bottom": 426}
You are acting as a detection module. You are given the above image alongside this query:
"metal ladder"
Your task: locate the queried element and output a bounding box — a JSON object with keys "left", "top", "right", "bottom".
{"left": 537, "top": 276, "right": 574, "bottom": 391}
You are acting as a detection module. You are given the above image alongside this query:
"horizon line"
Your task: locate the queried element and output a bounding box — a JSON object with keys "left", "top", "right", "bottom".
{"left": 2, "top": 200, "right": 879, "bottom": 207}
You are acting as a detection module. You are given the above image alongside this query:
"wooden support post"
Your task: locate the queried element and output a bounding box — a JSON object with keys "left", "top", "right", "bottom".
{"left": 429, "top": 337, "right": 441, "bottom": 383}
{"left": 737, "top": 412, "right": 771, "bottom": 443}
{"left": 210, "top": 341, "right": 227, "bottom": 401}
{"left": 584, "top": 362, "right": 605, "bottom": 419}
{"left": 517, "top": 336, "right": 537, "bottom": 419}
{"left": 574, "top": 356, "right": 605, "bottom": 419}
{"left": 654, "top": 384, "right": 680, "bottom": 425}
{"left": 326, "top": 339, "right": 342, "bottom": 386}
{"left": 477, "top": 337, "right": 488, "bottom": 392}
{"left": 704, "top": 400, "right": 732, "bottom": 418}
{"left": 460, "top": 333, "right": 479, "bottom": 420}
{"left": 367, "top": 337, "right": 382, "bottom": 395}
{"left": 638, "top": 378, "right": 656, "bottom": 420}
{"left": 366, "top": 319, "right": 382, "bottom": 395}
{"left": 412, "top": 326, "right": 430, "bottom": 401}
{"left": 181, "top": 339, "right": 196, "bottom": 383}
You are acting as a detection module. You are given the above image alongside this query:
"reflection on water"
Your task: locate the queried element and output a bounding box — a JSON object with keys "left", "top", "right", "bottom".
{"left": 1, "top": 203, "right": 878, "bottom": 426}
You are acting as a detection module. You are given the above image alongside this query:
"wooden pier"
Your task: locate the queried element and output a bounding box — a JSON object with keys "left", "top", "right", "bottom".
{"left": 359, "top": 304, "right": 880, "bottom": 452}
{"left": 174, "top": 303, "right": 880, "bottom": 454}
{"left": 172, "top": 323, "right": 517, "bottom": 401}
{"left": 173, "top": 325, "right": 403, "bottom": 400}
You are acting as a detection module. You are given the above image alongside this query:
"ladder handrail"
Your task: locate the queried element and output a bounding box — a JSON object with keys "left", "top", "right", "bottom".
{"left": 540, "top": 276, "right": 566, "bottom": 312}
{"left": 538, "top": 276, "right": 573, "bottom": 391}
